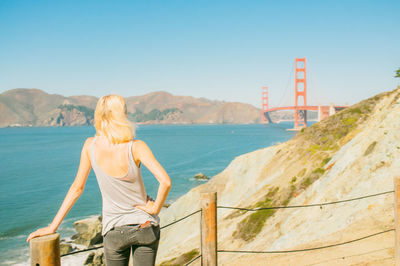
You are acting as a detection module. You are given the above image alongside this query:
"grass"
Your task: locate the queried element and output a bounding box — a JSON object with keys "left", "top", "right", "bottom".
{"left": 159, "top": 249, "right": 200, "bottom": 266}
{"left": 300, "top": 168, "right": 326, "bottom": 189}
{"left": 307, "top": 144, "right": 321, "bottom": 155}
{"left": 232, "top": 207, "right": 275, "bottom": 241}
{"left": 321, "top": 157, "right": 332, "bottom": 166}
{"left": 297, "top": 91, "right": 387, "bottom": 154}
{"left": 364, "top": 141, "right": 377, "bottom": 156}
{"left": 232, "top": 187, "right": 279, "bottom": 241}
{"left": 297, "top": 168, "right": 307, "bottom": 177}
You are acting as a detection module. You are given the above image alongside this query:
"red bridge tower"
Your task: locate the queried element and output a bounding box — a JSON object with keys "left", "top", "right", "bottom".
{"left": 294, "top": 58, "right": 307, "bottom": 129}
{"left": 261, "top": 86, "right": 269, "bottom": 123}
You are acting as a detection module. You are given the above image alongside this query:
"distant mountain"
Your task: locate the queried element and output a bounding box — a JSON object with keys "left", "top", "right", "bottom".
{"left": 0, "top": 89, "right": 265, "bottom": 127}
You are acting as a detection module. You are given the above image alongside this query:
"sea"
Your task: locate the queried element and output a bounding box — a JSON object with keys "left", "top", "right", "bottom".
{"left": 0, "top": 123, "right": 296, "bottom": 265}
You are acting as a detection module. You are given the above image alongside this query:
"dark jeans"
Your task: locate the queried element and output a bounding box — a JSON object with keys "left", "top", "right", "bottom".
{"left": 103, "top": 224, "right": 160, "bottom": 266}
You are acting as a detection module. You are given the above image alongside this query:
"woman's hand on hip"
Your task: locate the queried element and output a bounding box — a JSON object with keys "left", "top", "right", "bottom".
{"left": 135, "top": 200, "right": 158, "bottom": 215}
{"left": 26, "top": 226, "right": 56, "bottom": 242}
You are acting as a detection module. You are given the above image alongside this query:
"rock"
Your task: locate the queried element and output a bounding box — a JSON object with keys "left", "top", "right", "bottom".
{"left": 84, "top": 249, "right": 104, "bottom": 266}
{"left": 72, "top": 216, "right": 103, "bottom": 247}
{"left": 60, "top": 243, "right": 73, "bottom": 255}
{"left": 194, "top": 173, "right": 209, "bottom": 180}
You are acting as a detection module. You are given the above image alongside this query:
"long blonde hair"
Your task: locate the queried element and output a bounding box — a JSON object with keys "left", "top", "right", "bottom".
{"left": 94, "top": 95, "right": 135, "bottom": 144}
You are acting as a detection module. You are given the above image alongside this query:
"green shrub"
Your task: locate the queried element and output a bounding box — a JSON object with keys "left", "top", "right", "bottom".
{"left": 232, "top": 187, "right": 279, "bottom": 241}
{"left": 58, "top": 104, "right": 94, "bottom": 119}
{"left": 364, "top": 141, "right": 377, "bottom": 156}
{"left": 321, "top": 157, "right": 332, "bottom": 166}
{"left": 159, "top": 249, "right": 200, "bottom": 266}
{"left": 233, "top": 208, "right": 275, "bottom": 241}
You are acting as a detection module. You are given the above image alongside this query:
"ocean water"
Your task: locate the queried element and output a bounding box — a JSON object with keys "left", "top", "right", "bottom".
{"left": 0, "top": 123, "right": 296, "bottom": 265}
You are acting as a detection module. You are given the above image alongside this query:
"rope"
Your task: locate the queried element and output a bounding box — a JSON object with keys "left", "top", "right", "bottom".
{"left": 61, "top": 209, "right": 202, "bottom": 257}
{"left": 160, "top": 209, "right": 201, "bottom": 229}
{"left": 217, "top": 191, "right": 393, "bottom": 211}
{"left": 185, "top": 254, "right": 202, "bottom": 265}
{"left": 60, "top": 245, "right": 103, "bottom": 257}
{"left": 217, "top": 229, "right": 394, "bottom": 254}
{"left": 305, "top": 246, "right": 393, "bottom": 266}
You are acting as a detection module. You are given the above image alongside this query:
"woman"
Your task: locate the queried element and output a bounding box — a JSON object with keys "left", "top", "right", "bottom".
{"left": 27, "top": 95, "right": 171, "bottom": 266}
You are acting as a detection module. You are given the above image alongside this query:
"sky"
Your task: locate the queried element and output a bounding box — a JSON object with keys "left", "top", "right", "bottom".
{"left": 0, "top": 0, "right": 399, "bottom": 108}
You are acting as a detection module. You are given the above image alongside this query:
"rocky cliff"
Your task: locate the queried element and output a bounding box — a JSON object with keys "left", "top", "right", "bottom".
{"left": 156, "top": 87, "right": 400, "bottom": 265}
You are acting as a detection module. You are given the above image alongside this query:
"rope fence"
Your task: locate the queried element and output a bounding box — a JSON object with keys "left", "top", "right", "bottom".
{"left": 185, "top": 254, "right": 202, "bottom": 266}
{"left": 217, "top": 229, "right": 394, "bottom": 254}
{"left": 60, "top": 208, "right": 202, "bottom": 257}
{"left": 160, "top": 209, "right": 202, "bottom": 229}
{"left": 217, "top": 190, "right": 394, "bottom": 211}
{"left": 32, "top": 182, "right": 400, "bottom": 266}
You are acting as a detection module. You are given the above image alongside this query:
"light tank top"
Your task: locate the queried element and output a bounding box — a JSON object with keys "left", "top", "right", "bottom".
{"left": 90, "top": 136, "right": 160, "bottom": 236}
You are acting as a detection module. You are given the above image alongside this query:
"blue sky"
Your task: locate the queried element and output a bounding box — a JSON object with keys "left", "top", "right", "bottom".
{"left": 0, "top": 0, "right": 399, "bottom": 107}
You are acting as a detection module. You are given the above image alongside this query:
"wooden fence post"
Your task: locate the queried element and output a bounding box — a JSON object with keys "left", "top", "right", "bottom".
{"left": 201, "top": 192, "right": 217, "bottom": 266}
{"left": 395, "top": 177, "right": 400, "bottom": 266}
{"left": 30, "top": 233, "right": 61, "bottom": 266}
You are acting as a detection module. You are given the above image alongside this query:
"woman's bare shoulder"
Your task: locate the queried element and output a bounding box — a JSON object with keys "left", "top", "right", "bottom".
{"left": 131, "top": 139, "right": 153, "bottom": 154}
{"left": 82, "top": 137, "right": 95, "bottom": 152}
{"left": 132, "top": 139, "right": 146, "bottom": 151}
{"left": 85, "top": 136, "right": 95, "bottom": 145}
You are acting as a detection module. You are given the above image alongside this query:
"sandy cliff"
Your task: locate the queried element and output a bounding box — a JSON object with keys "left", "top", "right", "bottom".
{"left": 156, "top": 87, "right": 400, "bottom": 265}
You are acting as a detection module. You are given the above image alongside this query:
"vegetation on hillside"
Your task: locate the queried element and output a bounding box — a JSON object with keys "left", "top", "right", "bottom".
{"left": 230, "top": 90, "right": 392, "bottom": 242}
{"left": 129, "top": 108, "right": 183, "bottom": 122}
{"left": 57, "top": 104, "right": 94, "bottom": 119}
{"left": 159, "top": 249, "right": 199, "bottom": 266}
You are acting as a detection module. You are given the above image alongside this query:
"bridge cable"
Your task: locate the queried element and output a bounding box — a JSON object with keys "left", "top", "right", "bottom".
{"left": 275, "top": 60, "right": 295, "bottom": 108}
{"left": 307, "top": 61, "right": 327, "bottom": 106}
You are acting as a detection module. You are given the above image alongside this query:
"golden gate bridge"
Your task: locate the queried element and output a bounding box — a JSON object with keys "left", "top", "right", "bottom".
{"left": 261, "top": 57, "right": 347, "bottom": 130}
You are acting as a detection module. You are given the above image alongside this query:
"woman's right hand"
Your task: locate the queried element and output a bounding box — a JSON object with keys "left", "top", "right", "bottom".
{"left": 135, "top": 200, "right": 158, "bottom": 215}
{"left": 26, "top": 226, "right": 56, "bottom": 242}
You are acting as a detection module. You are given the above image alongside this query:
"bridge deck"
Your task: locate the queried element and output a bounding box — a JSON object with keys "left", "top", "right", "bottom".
{"left": 266, "top": 106, "right": 346, "bottom": 112}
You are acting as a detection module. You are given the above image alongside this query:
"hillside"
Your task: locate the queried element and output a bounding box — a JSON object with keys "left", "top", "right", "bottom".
{"left": 0, "top": 89, "right": 265, "bottom": 127}
{"left": 0, "top": 89, "right": 97, "bottom": 127}
{"left": 155, "top": 87, "right": 400, "bottom": 265}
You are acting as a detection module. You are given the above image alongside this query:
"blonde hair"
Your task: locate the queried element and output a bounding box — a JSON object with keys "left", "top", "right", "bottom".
{"left": 94, "top": 95, "right": 135, "bottom": 144}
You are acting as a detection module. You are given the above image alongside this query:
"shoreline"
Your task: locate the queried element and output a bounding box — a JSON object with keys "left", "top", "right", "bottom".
{"left": 1, "top": 122, "right": 273, "bottom": 129}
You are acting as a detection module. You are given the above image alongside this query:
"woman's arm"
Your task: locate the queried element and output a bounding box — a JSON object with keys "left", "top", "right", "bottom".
{"left": 26, "top": 138, "right": 93, "bottom": 242}
{"left": 133, "top": 140, "right": 171, "bottom": 215}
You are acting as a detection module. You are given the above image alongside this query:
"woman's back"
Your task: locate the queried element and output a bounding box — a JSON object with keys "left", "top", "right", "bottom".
{"left": 89, "top": 136, "right": 160, "bottom": 236}
{"left": 92, "top": 136, "right": 140, "bottom": 178}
